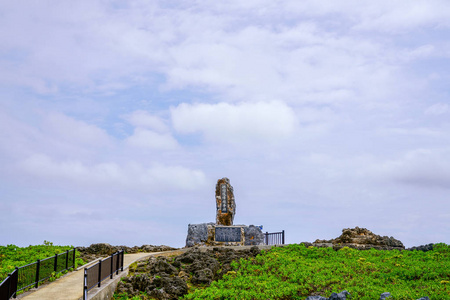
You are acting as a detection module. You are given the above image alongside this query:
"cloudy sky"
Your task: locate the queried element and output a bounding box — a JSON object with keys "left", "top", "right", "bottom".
{"left": 1, "top": 1, "right": 450, "bottom": 248}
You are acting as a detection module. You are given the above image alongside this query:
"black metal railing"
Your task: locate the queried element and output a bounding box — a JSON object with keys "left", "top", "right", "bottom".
{"left": 83, "top": 250, "right": 124, "bottom": 300}
{"left": 0, "top": 269, "right": 18, "bottom": 300}
{"left": 264, "top": 230, "right": 285, "bottom": 245}
{"left": 0, "top": 249, "right": 76, "bottom": 300}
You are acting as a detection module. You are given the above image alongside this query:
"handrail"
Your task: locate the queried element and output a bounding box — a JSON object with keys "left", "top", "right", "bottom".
{"left": 83, "top": 250, "right": 124, "bottom": 300}
{"left": 0, "top": 249, "right": 75, "bottom": 300}
{"left": 264, "top": 230, "right": 285, "bottom": 245}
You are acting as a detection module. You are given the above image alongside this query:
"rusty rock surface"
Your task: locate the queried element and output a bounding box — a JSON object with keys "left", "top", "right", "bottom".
{"left": 215, "top": 177, "right": 236, "bottom": 226}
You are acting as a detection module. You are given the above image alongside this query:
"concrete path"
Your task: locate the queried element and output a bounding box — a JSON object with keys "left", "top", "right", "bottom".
{"left": 19, "top": 252, "right": 167, "bottom": 300}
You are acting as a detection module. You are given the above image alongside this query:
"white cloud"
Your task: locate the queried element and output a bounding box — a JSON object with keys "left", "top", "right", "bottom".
{"left": 125, "top": 128, "right": 178, "bottom": 150}
{"left": 19, "top": 154, "right": 206, "bottom": 192}
{"left": 43, "top": 113, "right": 112, "bottom": 147}
{"left": 425, "top": 103, "right": 449, "bottom": 115}
{"left": 371, "top": 149, "right": 450, "bottom": 189}
{"left": 123, "top": 110, "right": 169, "bottom": 132}
{"left": 171, "top": 101, "right": 297, "bottom": 144}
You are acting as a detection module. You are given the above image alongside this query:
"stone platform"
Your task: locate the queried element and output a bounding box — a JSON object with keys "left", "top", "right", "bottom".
{"left": 186, "top": 223, "right": 264, "bottom": 247}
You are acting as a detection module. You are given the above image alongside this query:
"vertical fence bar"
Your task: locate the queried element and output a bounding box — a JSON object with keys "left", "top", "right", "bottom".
{"left": 282, "top": 230, "right": 285, "bottom": 244}
{"left": 116, "top": 252, "right": 120, "bottom": 275}
{"left": 97, "top": 260, "right": 102, "bottom": 288}
{"left": 12, "top": 268, "right": 18, "bottom": 299}
{"left": 121, "top": 251, "right": 124, "bottom": 272}
{"left": 83, "top": 268, "right": 87, "bottom": 300}
{"left": 65, "top": 250, "right": 69, "bottom": 270}
{"left": 73, "top": 249, "right": 76, "bottom": 269}
{"left": 54, "top": 254, "right": 58, "bottom": 273}
{"left": 265, "top": 232, "right": 268, "bottom": 245}
{"left": 35, "top": 259, "right": 40, "bottom": 289}
{"left": 110, "top": 253, "right": 114, "bottom": 279}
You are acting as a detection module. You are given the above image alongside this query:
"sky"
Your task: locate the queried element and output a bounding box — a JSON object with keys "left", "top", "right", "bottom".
{"left": 1, "top": 0, "right": 450, "bottom": 248}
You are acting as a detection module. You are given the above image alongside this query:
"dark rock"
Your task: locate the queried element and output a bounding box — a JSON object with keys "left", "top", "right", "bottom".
{"left": 416, "top": 297, "right": 430, "bottom": 300}
{"left": 305, "top": 296, "right": 327, "bottom": 300}
{"left": 153, "top": 276, "right": 188, "bottom": 298}
{"left": 314, "top": 227, "right": 405, "bottom": 250}
{"left": 407, "top": 244, "right": 434, "bottom": 252}
{"left": 215, "top": 177, "right": 236, "bottom": 226}
{"left": 130, "top": 274, "right": 153, "bottom": 292}
{"left": 329, "top": 290, "right": 350, "bottom": 300}
{"left": 192, "top": 268, "right": 214, "bottom": 284}
{"left": 116, "top": 246, "right": 261, "bottom": 300}
{"left": 380, "top": 292, "right": 391, "bottom": 299}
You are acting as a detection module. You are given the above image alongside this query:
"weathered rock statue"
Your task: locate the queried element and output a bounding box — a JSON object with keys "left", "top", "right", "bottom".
{"left": 185, "top": 177, "right": 264, "bottom": 247}
{"left": 215, "top": 177, "right": 236, "bottom": 226}
{"left": 314, "top": 226, "right": 405, "bottom": 250}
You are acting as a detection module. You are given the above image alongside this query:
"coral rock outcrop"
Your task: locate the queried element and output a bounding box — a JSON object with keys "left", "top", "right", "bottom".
{"left": 314, "top": 227, "right": 405, "bottom": 250}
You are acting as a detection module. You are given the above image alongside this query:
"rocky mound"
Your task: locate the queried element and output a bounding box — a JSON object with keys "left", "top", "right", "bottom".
{"left": 407, "top": 243, "right": 434, "bottom": 252}
{"left": 314, "top": 227, "right": 405, "bottom": 250}
{"left": 76, "top": 243, "right": 177, "bottom": 262}
{"left": 115, "top": 246, "right": 261, "bottom": 300}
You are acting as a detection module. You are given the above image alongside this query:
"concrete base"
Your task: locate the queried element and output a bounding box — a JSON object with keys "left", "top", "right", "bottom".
{"left": 186, "top": 223, "right": 264, "bottom": 247}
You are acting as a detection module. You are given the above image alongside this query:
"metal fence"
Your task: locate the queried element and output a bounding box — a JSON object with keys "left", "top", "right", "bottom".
{"left": 83, "top": 250, "right": 124, "bottom": 300}
{"left": 264, "top": 230, "right": 285, "bottom": 245}
{"left": 0, "top": 249, "right": 76, "bottom": 300}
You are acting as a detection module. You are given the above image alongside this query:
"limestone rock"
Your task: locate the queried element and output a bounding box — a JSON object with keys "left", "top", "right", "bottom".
{"left": 380, "top": 292, "right": 391, "bottom": 299}
{"left": 407, "top": 244, "right": 434, "bottom": 252}
{"left": 215, "top": 177, "right": 236, "bottom": 226}
{"left": 314, "top": 227, "right": 405, "bottom": 250}
{"left": 185, "top": 223, "right": 213, "bottom": 247}
{"left": 329, "top": 290, "right": 350, "bottom": 300}
{"left": 244, "top": 225, "right": 264, "bottom": 246}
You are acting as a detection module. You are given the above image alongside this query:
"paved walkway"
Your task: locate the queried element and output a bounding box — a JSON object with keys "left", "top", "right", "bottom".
{"left": 19, "top": 252, "right": 167, "bottom": 300}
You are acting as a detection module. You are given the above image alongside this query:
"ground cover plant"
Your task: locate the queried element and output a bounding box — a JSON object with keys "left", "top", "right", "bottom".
{"left": 185, "top": 243, "right": 450, "bottom": 300}
{"left": 0, "top": 241, "right": 84, "bottom": 283}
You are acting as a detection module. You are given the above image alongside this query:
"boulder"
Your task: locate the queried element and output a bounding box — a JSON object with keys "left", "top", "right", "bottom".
{"left": 185, "top": 223, "right": 213, "bottom": 247}
{"left": 314, "top": 227, "right": 405, "bottom": 250}
{"left": 244, "top": 225, "right": 265, "bottom": 246}
{"left": 329, "top": 290, "right": 350, "bottom": 300}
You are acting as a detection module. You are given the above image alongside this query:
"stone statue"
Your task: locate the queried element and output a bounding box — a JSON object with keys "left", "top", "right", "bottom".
{"left": 215, "top": 177, "right": 236, "bottom": 226}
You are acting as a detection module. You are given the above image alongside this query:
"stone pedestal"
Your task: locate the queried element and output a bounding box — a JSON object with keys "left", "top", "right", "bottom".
{"left": 186, "top": 223, "right": 264, "bottom": 247}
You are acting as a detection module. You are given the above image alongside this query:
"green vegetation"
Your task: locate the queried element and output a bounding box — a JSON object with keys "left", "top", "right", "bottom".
{"left": 185, "top": 244, "right": 450, "bottom": 300}
{"left": 0, "top": 241, "right": 84, "bottom": 282}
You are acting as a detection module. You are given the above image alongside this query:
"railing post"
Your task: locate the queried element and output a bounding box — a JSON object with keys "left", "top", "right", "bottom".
{"left": 12, "top": 267, "right": 18, "bottom": 299}
{"left": 54, "top": 253, "right": 58, "bottom": 272}
{"left": 282, "top": 230, "right": 285, "bottom": 245}
{"left": 120, "top": 250, "right": 124, "bottom": 272}
{"left": 83, "top": 268, "right": 88, "bottom": 300}
{"left": 110, "top": 253, "right": 114, "bottom": 279}
{"left": 265, "top": 232, "right": 269, "bottom": 245}
{"left": 7, "top": 272, "right": 11, "bottom": 299}
{"left": 97, "top": 260, "right": 102, "bottom": 287}
{"left": 65, "top": 250, "right": 69, "bottom": 270}
{"left": 35, "top": 259, "right": 40, "bottom": 288}
{"left": 116, "top": 252, "right": 120, "bottom": 275}
{"left": 73, "top": 248, "right": 76, "bottom": 268}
